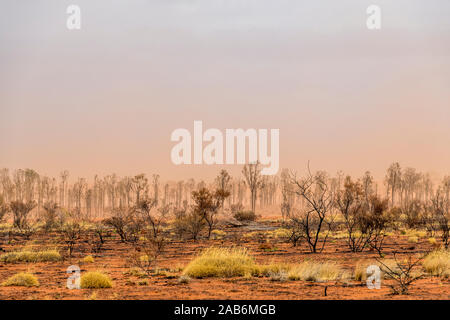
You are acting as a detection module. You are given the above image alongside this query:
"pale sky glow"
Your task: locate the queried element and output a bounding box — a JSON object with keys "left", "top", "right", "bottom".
{"left": 1, "top": 0, "right": 450, "bottom": 181}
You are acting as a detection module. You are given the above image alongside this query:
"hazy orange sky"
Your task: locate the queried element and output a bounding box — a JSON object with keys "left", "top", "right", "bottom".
{"left": 1, "top": 0, "right": 450, "bottom": 182}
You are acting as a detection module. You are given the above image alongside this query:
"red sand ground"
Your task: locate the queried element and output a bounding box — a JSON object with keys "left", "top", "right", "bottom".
{"left": 0, "top": 218, "right": 449, "bottom": 300}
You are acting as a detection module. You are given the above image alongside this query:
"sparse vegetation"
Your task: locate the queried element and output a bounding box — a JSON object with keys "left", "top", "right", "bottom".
{"left": 80, "top": 271, "right": 113, "bottom": 289}
{"left": 287, "top": 261, "right": 343, "bottom": 282}
{"left": 178, "top": 274, "right": 191, "bottom": 284}
{"left": 234, "top": 210, "right": 256, "bottom": 222}
{"left": 183, "top": 247, "right": 259, "bottom": 278}
{"left": 0, "top": 249, "right": 61, "bottom": 263}
{"left": 422, "top": 249, "right": 450, "bottom": 278}
{"left": 10, "top": 200, "right": 36, "bottom": 230}
{"left": 287, "top": 168, "right": 335, "bottom": 253}
{"left": 0, "top": 195, "right": 9, "bottom": 223}
{"left": 376, "top": 253, "right": 424, "bottom": 295}
{"left": 0, "top": 164, "right": 449, "bottom": 300}
{"left": 2, "top": 272, "right": 39, "bottom": 287}
{"left": 103, "top": 208, "right": 141, "bottom": 243}
{"left": 83, "top": 255, "right": 95, "bottom": 263}
{"left": 61, "top": 221, "right": 83, "bottom": 257}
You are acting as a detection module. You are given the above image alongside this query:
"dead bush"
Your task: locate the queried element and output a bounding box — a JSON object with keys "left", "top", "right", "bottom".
{"left": 10, "top": 200, "right": 36, "bottom": 230}
{"left": 129, "top": 235, "right": 165, "bottom": 276}
{"left": 360, "top": 195, "right": 390, "bottom": 256}
{"left": 376, "top": 252, "right": 424, "bottom": 295}
{"left": 62, "top": 221, "right": 83, "bottom": 258}
{"left": 0, "top": 196, "right": 9, "bottom": 223}
{"left": 174, "top": 209, "right": 206, "bottom": 241}
{"left": 401, "top": 199, "right": 425, "bottom": 229}
{"left": 134, "top": 199, "right": 169, "bottom": 239}
{"left": 288, "top": 169, "right": 335, "bottom": 253}
{"left": 103, "top": 208, "right": 141, "bottom": 243}
{"left": 427, "top": 189, "right": 449, "bottom": 249}
{"left": 234, "top": 211, "right": 256, "bottom": 222}
{"left": 42, "top": 202, "right": 59, "bottom": 231}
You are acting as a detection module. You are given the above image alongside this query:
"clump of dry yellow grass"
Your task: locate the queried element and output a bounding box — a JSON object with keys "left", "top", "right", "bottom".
{"left": 408, "top": 236, "right": 419, "bottom": 243}
{"left": 82, "top": 255, "right": 95, "bottom": 263}
{"left": 2, "top": 272, "right": 39, "bottom": 287}
{"left": 124, "top": 267, "right": 147, "bottom": 278}
{"left": 354, "top": 262, "right": 370, "bottom": 281}
{"left": 183, "top": 247, "right": 259, "bottom": 278}
{"left": 80, "top": 271, "right": 113, "bottom": 289}
{"left": 183, "top": 246, "right": 347, "bottom": 282}
{"left": 211, "top": 229, "right": 227, "bottom": 239}
{"left": 423, "top": 250, "right": 450, "bottom": 278}
{"left": 0, "top": 249, "right": 61, "bottom": 263}
{"left": 257, "top": 261, "right": 292, "bottom": 276}
{"left": 287, "top": 261, "right": 343, "bottom": 282}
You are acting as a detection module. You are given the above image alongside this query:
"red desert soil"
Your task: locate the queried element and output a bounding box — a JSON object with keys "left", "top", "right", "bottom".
{"left": 0, "top": 217, "right": 449, "bottom": 300}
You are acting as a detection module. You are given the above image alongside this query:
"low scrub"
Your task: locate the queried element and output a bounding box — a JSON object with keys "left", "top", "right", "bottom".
{"left": 268, "top": 270, "right": 288, "bottom": 282}
{"left": 377, "top": 254, "right": 424, "bottom": 295}
{"left": 0, "top": 249, "right": 61, "bottom": 263}
{"left": 211, "top": 229, "right": 227, "bottom": 239}
{"left": 422, "top": 250, "right": 450, "bottom": 278}
{"left": 354, "top": 262, "right": 371, "bottom": 281}
{"left": 258, "top": 263, "right": 292, "bottom": 276}
{"left": 408, "top": 236, "right": 419, "bottom": 243}
{"left": 183, "top": 247, "right": 259, "bottom": 278}
{"left": 80, "top": 271, "right": 113, "bottom": 289}
{"left": 287, "top": 261, "right": 343, "bottom": 282}
{"left": 2, "top": 272, "right": 39, "bottom": 287}
{"left": 82, "top": 255, "right": 95, "bottom": 263}
{"left": 233, "top": 211, "right": 256, "bottom": 222}
{"left": 183, "top": 246, "right": 347, "bottom": 283}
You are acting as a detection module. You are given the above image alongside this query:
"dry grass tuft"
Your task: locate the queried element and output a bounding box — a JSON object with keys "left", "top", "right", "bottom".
{"left": 354, "top": 262, "right": 371, "bottom": 282}
{"left": 423, "top": 250, "right": 450, "bottom": 278}
{"left": 82, "top": 255, "right": 95, "bottom": 263}
{"left": 408, "top": 236, "right": 419, "bottom": 243}
{"left": 80, "top": 271, "right": 113, "bottom": 289}
{"left": 183, "top": 247, "right": 259, "bottom": 278}
{"left": 287, "top": 261, "right": 343, "bottom": 282}
{"left": 0, "top": 249, "right": 61, "bottom": 263}
{"left": 2, "top": 272, "right": 39, "bottom": 287}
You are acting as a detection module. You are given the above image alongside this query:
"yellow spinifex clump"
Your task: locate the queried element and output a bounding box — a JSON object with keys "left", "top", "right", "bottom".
{"left": 2, "top": 272, "right": 39, "bottom": 287}
{"left": 82, "top": 255, "right": 95, "bottom": 263}
{"left": 0, "top": 249, "right": 61, "bottom": 263}
{"left": 183, "top": 247, "right": 259, "bottom": 278}
{"left": 287, "top": 261, "right": 343, "bottom": 282}
{"left": 80, "top": 271, "right": 113, "bottom": 289}
{"left": 423, "top": 250, "right": 450, "bottom": 278}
